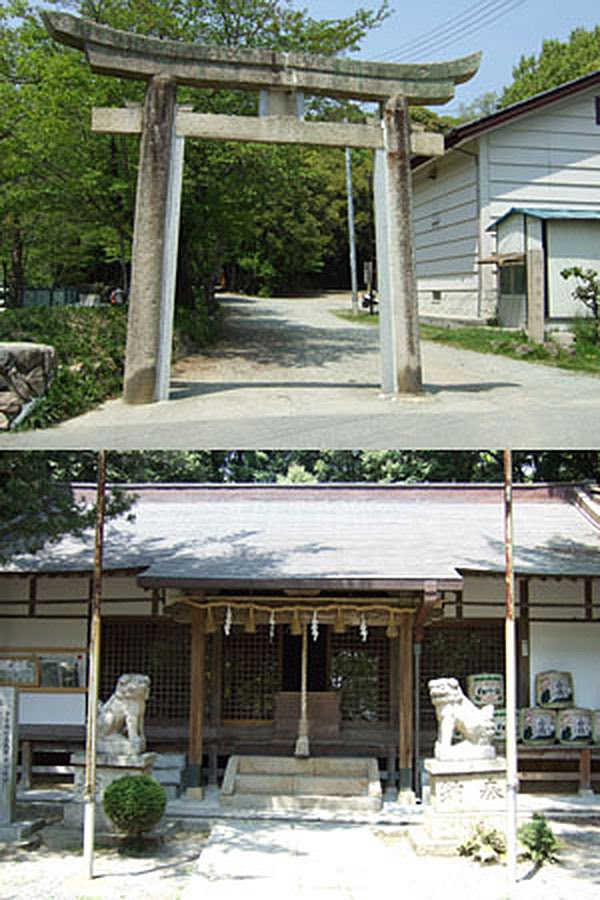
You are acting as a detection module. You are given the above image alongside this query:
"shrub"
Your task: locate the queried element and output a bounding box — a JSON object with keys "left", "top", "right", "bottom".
{"left": 517, "top": 813, "right": 561, "bottom": 865}
{"left": 103, "top": 775, "right": 166, "bottom": 836}
{"left": 458, "top": 822, "right": 506, "bottom": 864}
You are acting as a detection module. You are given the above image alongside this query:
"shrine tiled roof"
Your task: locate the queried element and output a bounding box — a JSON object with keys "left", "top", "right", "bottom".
{"left": 3, "top": 483, "right": 600, "bottom": 588}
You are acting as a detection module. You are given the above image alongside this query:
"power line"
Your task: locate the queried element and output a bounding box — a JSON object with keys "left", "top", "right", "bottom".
{"left": 377, "top": 0, "right": 510, "bottom": 59}
{"left": 378, "top": 0, "right": 526, "bottom": 61}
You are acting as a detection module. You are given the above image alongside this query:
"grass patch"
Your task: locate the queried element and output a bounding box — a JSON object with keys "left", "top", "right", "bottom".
{"left": 0, "top": 303, "right": 222, "bottom": 430}
{"left": 420, "top": 322, "right": 600, "bottom": 375}
{"left": 334, "top": 309, "right": 600, "bottom": 376}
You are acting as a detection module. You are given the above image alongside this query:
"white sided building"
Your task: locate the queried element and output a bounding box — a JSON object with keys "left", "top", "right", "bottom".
{"left": 412, "top": 69, "right": 600, "bottom": 335}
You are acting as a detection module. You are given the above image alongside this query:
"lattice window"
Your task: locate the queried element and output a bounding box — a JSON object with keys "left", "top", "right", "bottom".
{"left": 420, "top": 622, "right": 505, "bottom": 733}
{"left": 222, "top": 625, "right": 280, "bottom": 720}
{"left": 330, "top": 627, "right": 390, "bottom": 722}
{"left": 101, "top": 618, "right": 192, "bottom": 720}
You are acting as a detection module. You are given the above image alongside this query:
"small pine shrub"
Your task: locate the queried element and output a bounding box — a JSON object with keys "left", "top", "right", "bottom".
{"left": 517, "top": 813, "right": 560, "bottom": 865}
{"left": 103, "top": 775, "right": 166, "bottom": 836}
{"left": 458, "top": 822, "right": 507, "bottom": 864}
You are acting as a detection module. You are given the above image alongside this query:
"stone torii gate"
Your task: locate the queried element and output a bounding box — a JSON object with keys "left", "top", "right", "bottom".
{"left": 44, "top": 12, "right": 480, "bottom": 404}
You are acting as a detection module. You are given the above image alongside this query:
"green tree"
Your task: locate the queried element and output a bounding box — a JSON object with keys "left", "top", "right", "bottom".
{"left": 0, "top": 0, "right": 391, "bottom": 303}
{"left": 0, "top": 451, "right": 132, "bottom": 562}
{"left": 500, "top": 26, "right": 600, "bottom": 107}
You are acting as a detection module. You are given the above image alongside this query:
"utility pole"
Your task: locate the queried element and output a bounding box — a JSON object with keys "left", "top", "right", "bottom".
{"left": 345, "top": 144, "right": 359, "bottom": 315}
{"left": 504, "top": 449, "right": 518, "bottom": 893}
{"left": 83, "top": 450, "right": 107, "bottom": 878}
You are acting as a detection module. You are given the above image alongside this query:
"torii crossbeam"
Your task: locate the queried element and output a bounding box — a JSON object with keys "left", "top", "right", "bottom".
{"left": 44, "top": 12, "right": 480, "bottom": 403}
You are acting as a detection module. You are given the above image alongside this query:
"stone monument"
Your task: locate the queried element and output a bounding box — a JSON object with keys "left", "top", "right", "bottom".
{"left": 65, "top": 674, "right": 156, "bottom": 831}
{"left": 0, "top": 687, "right": 43, "bottom": 842}
{"left": 414, "top": 677, "right": 507, "bottom": 854}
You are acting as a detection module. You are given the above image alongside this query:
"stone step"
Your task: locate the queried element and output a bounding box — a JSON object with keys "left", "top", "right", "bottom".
{"left": 234, "top": 773, "right": 369, "bottom": 796}
{"left": 235, "top": 756, "right": 373, "bottom": 777}
{"left": 219, "top": 792, "right": 382, "bottom": 814}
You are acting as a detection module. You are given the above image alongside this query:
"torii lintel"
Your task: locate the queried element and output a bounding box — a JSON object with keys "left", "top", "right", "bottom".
{"left": 43, "top": 12, "right": 480, "bottom": 105}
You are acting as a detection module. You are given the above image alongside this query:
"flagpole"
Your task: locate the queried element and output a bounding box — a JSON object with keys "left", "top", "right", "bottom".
{"left": 83, "top": 450, "right": 107, "bottom": 878}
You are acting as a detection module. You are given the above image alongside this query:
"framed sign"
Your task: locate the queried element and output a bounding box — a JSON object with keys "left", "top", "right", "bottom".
{"left": 0, "top": 649, "right": 86, "bottom": 690}
{"left": 0, "top": 655, "right": 39, "bottom": 687}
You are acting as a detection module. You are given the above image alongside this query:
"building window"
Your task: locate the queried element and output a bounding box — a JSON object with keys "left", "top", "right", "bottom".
{"left": 595, "top": 96, "right": 600, "bottom": 126}
{"left": 499, "top": 263, "right": 526, "bottom": 296}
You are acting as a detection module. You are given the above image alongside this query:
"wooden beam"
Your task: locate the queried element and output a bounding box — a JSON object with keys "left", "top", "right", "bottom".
{"left": 398, "top": 611, "right": 414, "bottom": 797}
{"left": 188, "top": 609, "right": 206, "bottom": 784}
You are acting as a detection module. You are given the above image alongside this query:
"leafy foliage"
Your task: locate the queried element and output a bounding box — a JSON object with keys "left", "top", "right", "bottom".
{"left": 458, "top": 822, "right": 506, "bottom": 864}
{"left": 517, "top": 813, "right": 561, "bottom": 865}
{"left": 561, "top": 267, "right": 600, "bottom": 342}
{"left": 103, "top": 775, "right": 166, "bottom": 836}
{"left": 500, "top": 26, "right": 600, "bottom": 107}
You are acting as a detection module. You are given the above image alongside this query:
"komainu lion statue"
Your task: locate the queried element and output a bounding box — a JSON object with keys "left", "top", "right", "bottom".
{"left": 428, "top": 676, "right": 496, "bottom": 761}
{"left": 97, "top": 673, "right": 150, "bottom": 755}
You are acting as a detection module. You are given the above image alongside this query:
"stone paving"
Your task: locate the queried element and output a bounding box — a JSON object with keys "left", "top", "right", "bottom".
{"left": 1, "top": 293, "right": 600, "bottom": 449}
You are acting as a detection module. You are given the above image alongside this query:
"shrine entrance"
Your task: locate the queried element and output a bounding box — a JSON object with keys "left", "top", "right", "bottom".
{"left": 44, "top": 12, "right": 480, "bottom": 404}
{"left": 281, "top": 626, "right": 328, "bottom": 693}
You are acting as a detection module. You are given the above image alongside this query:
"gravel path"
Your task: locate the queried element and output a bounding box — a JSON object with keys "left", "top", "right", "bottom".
{"left": 3, "top": 292, "right": 600, "bottom": 448}
{"left": 2, "top": 816, "right": 600, "bottom": 900}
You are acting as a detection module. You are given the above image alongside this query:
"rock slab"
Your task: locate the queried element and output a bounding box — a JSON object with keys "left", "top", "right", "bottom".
{"left": 0, "top": 343, "right": 57, "bottom": 429}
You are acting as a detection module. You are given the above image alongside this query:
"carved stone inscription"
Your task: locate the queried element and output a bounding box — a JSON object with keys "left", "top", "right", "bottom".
{"left": 0, "top": 687, "right": 17, "bottom": 825}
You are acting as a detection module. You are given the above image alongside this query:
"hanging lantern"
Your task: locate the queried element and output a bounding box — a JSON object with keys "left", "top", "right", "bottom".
{"left": 224, "top": 605, "right": 233, "bottom": 636}
{"left": 359, "top": 612, "right": 368, "bottom": 643}
{"left": 333, "top": 607, "right": 346, "bottom": 634}
{"left": 386, "top": 611, "right": 398, "bottom": 639}
{"left": 205, "top": 607, "right": 217, "bottom": 634}
{"left": 291, "top": 609, "right": 302, "bottom": 636}
{"left": 311, "top": 609, "right": 319, "bottom": 642}
{"left": 244, "top": 607, "right": 256, "bottom": 634}
{"left": 269, "top": 610, "right": 276, "bottom": 642}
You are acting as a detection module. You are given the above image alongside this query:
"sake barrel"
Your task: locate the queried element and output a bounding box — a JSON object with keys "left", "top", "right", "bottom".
{"left": 557, "top": 708, "right": 593, "bottom": 746}
{"left": 494, "top": 709, "right": 506, "bottom": 741}
{"left": 520, "top": 707, "right": 556, "bottom": 745}
{"left": 467, "top": 673, "right": 505, "bottom": 707}
{"left": 535, "top": 670, "right": 574, "bottom": 708}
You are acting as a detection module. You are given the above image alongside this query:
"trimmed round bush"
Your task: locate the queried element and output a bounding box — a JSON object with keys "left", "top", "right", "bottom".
{"left": 103, "top": 775, "right": 166, "bottom": 835}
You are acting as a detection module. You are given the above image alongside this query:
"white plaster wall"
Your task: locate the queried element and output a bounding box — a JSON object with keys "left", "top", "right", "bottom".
{"left": 528, "top": 578, "right": 587, "bottom": 620}
{"left": 460, "top": 576, "right": 505, "bottom": 618}
{"left": 0, "top": 577, "right": 29, "bottom": 602}
{"left": 19, "top": 691, "right": 86, "bottom": 725}
{"left": 37, "top": 576, "right": 89, "bottom": 600}
{"left": 530, "top": 622, "right": 600, "bottom": 708}
{"left": 0, "top": 619, "right": 87, "bottom": 648}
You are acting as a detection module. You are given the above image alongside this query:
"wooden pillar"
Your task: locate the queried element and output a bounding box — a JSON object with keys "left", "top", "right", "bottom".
{"left": 398, "top": 611, "right": 414, "bottom": 799}
{"left": 295, "top": 622, "right": 310, "bottom": 757}
{"left": 579, "top": 748, "right": 592, "bottom": 794}
{"left": 188, "top": 608, "right": 206, "bottom": 795}
{"left": 124, "top": 75, "right": 177, "bottom": 404}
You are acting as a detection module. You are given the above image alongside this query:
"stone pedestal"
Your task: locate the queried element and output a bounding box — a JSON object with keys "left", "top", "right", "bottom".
{"left": 64, "top": 751, "right": 156, "bottom": 832}
{"left": 414, "top": 757, "right": 507, "bottom": 854}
